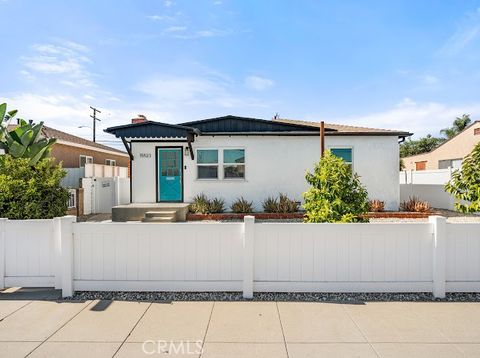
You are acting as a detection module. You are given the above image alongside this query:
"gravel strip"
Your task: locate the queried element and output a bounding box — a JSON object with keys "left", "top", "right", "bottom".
{"left": 68, "top": 291, "right": 480, "bottom": 302}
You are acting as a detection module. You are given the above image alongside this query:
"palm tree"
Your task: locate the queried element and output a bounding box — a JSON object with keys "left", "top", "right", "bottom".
{"left": 440, "top": 114, "right": 471, "bottom": 139}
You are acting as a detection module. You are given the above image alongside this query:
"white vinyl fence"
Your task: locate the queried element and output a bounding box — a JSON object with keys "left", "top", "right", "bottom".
{"left": 400, "top": 184, "right": 455, "bottom": 210}
{"left": 82, "top": 177, "right": 130, "bottom": 214}
{"left": 400, "top": 168, "right": 452, "bottom": 185}
{"left": 1, "top": 216, "right": 480, "bottom": 299}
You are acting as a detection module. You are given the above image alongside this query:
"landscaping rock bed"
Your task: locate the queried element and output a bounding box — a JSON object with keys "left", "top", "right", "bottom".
{"left": 187, "top": 212, "right": 305, "bottom": 221}
{"left": 69, "top": 291, "right": 480, "bottom": 302}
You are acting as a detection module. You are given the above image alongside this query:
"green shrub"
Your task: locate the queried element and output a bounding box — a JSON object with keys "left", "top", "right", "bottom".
{"left": 445, "top": 142, "right": 480, "bottom": 213}
{"left": 0, "top": 155, "right": 69, "bottom": 219}
{"left": 231, "top": 197, "right": 253, "bottom": 213}
{"left": 303, "top": 150, "right": 369, "bottom": 223}
{"left": 262, "top": 196, "right": 278, "bottom": 213}
{"left": 209, "top": 197, "right": 225, "bottom": 213}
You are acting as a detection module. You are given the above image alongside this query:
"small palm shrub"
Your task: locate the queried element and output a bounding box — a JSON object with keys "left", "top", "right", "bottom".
{"left": 368, "top": 199, "right": 385, "bottom": 212}
{"left": 209, "top": 197, "right": 225, "bottom": 213}
{"left": 189, "top": 193, "right": 210, "bottom": 214}
{"left": 231, "top": 197, "right": 253, "bottom": 213}
{"left": 189, "top": 194, "right": 225, "bottom": 214}
{"left": 278, "top": 193, "right": 299, "bottom": 213}
{"left": 262, "top": 194, "right": 299, "bottom": 213}
{"left": 262, "top": 196, "right": 278, "bottom": 213}
{"left": 400, "top": 196, "right": 431, "bottom": 212}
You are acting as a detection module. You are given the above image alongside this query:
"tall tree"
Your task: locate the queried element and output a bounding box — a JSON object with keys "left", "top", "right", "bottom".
{"left": 400, "top": 135, "right": 445, "bottom": 157}
{"left": 445, "top": 142, "right": 480, "bottom": 213}
{"left": 440, "top": 114, "right": 471, "bottom": 139}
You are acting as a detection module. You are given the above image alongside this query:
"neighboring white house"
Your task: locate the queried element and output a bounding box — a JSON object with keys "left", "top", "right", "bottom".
{"left": 105, "top": 115, "right": 411, "bottom": 211}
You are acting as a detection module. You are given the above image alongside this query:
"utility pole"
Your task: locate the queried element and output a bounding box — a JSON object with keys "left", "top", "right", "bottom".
{"left": 90, "top": 106, "right": 101, "bottom": 142}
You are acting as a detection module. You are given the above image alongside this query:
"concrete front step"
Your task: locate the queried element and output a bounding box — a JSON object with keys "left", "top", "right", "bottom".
{"left": 112, "top": 203, "right": 189, "bottom": 222}
{"left": 144, "top": 211, "right": 177, "bottom": 218}
{"left": 142, "top": 216, "right": 176, "bottom": 223}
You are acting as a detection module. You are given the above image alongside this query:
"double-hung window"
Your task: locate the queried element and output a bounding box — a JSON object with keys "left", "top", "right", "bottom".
{"left": 79, "top": 155, "right": 93, "bottom": 167}
{"left": 330, "top": 148, "right": 353, "bottom": 170}
{"left": 197, "top": 149, "right": 218, "bottom": 179}
{"left": 223, "top": 149, "right": 245, "bottom": 179}
{"left": 105, "top": 159, "right": 116, "bottom": 166}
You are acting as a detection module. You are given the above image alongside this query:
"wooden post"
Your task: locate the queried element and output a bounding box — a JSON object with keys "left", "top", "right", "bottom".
{"left": 320, "top": 121, "right": 325, "bottom": 158}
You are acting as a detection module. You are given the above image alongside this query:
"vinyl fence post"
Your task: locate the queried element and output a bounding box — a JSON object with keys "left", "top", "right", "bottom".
{"left": 53, "top": 217, "right": 62, "bottom": 289}
{"left": 0, "top": 218, "right": 7, "bottom": 289}
{"left": 243, "top": 215, "right": 255, "bottom": 299}
{"left": 61, "top": 216, "right": 76, "bottom": 298}
{"left": 114, "top": 177, "right": 120, "bottom": 206}
{"left": 430, "top": 216, "right": 447, "bottom": 298}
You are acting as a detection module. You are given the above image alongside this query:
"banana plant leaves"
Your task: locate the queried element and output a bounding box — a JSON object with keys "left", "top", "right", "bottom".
{"left": 0, "top": 103, "right": 56, "bottom": 165}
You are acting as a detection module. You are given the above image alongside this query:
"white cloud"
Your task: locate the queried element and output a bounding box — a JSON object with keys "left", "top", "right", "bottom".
{"left": 147, "top": 14, "right": 175, "bottom": 22}
{"left": 244, "top": 75, "right": 275, "bottom": 91}
{"left": 22, "top": 40, "right": 94, "bottom": 88}
{"left": 164, "top": 0, "right": 173, "bottom": 7}
{"left": 164, "top": 26, "right": 187, "bottom": 33}
{"left": 331, "top": 98, "right": 480, "bottom": 138}
{"left": 421, "top": 75, "right": 440, "bottom": 85}
{"left": 213, "top": 0, "right": 222, "bottom": 4}
{"left": 135, "top": 75, "right": 269, "bottom": 109}
{"left": 439, "top": 8, "right": 480, "bottom": 56}
{"left": 164, "top": 28, "right": 232, "bottom": 39}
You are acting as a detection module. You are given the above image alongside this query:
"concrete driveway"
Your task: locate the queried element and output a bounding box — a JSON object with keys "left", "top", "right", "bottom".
{"left": 1, "top": 297, "right": 480, "bottom": 357}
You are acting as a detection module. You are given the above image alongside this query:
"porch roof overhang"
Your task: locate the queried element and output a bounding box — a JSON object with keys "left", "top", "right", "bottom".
{"left": 104, "top": 121, "right": 200, "bottom": 139}
{"left": 104, "top": 121, "right": 200, "bottom": 160}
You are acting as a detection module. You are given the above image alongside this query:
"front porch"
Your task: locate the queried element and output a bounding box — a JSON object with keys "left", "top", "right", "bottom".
{"left": 111, "top": 203, "right": 190, "bottom": 222}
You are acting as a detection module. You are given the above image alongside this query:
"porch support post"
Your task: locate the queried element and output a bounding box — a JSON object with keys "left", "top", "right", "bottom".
{"left": 121, "top": 137, "right": 134, "bottom": 160}
{"left": 320, "top": 121, "right": 325, "bottom": 158}
{"left": 187, "top": 132, "right": 195, "bottom": 160}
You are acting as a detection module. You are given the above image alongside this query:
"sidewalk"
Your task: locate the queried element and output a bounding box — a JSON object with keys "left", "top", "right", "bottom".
{"left": 0, "top": 296, "right": 480, "bottom": 357}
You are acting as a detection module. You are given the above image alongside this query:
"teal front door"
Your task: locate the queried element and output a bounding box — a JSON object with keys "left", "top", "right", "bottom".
{"left": 157, "top": 148, "right": 183, "bottom": 202}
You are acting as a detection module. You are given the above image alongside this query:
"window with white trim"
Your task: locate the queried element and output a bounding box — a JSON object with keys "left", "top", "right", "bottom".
{"left": 197, "top": 149, "right": 218, "bottom": 179}
{"left": 79, "top": 155, "right": 93, "bottom": 167}
{"left": 105, "top": 159, "right": 116, "bottom": 166}
{"left": 223, "top": 149, "right": 245, "bottom": 179}
{"left": 330, "top": 148, "right": 353, "bottom": 170}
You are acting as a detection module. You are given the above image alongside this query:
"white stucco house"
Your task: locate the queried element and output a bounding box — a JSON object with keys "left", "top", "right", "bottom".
{"left": 105, "top": 115, "right": 411, "bottom": 211}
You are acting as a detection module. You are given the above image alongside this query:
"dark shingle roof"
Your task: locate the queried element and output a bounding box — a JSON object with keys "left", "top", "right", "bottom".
{"left": 274, "top": 118, "right": 413, "bottom": 137}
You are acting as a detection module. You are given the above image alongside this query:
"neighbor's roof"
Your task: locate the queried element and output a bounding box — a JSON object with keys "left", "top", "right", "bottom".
{"left": 274, "top": 118, "right": 413, "bottom": 137}
{"left": 7, "top": 124, "right": 128, "bottom": 156}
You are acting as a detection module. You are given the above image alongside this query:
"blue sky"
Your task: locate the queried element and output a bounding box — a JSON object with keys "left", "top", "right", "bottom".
{"left": 1, "top": 0, "right": 480, "bottom": 148}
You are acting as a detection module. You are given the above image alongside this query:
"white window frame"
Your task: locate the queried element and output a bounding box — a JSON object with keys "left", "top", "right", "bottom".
{"left": 328, "top": 146, "right": 354, "bottom": 170}
{"left": 196, "top": 148, "right": 219, "bottom": 180}
{"left": 195, "top": 147, "right": 246, "bottom": 181}
{"left": 105, "top": 159, "right": 116, "bottom": 166}
{"left": 222, "top": 148, "right": 246, "bottom": 180}
{"left": 79, "top": 155, "right": 93, "bottom": 167}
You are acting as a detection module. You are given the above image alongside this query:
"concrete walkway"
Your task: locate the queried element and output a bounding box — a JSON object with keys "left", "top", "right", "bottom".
{"left": 1, "top": 298, "right": 480, "bottom": 357}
